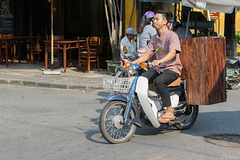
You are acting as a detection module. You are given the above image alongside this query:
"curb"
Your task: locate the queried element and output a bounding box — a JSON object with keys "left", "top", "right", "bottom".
{"left": 0, "top": 78, "right": 103, "bottom": 91}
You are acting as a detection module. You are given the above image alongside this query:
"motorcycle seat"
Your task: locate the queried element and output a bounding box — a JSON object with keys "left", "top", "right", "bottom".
{"left": 168, "top": 77, "right": 181, "bottom": 87}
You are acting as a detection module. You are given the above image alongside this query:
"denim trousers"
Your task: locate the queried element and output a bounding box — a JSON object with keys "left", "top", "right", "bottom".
{"left": 141, "top": 69, "right": 179, "bottom": 107}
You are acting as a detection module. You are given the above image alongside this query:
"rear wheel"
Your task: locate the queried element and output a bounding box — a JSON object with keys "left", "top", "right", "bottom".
{"left": 99, "top": 101, "right": 136, "bottom": 144}
{"left": 175, "top": 105, "right": 199, "bottom": 130}
{"left": 231, "top": 83, "right": 240, "bottom": 90}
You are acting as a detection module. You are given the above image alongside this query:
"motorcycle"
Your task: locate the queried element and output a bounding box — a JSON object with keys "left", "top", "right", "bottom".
{"left": 100, "top": 45, "right": 199, "bottom": 144}
{"left": 226, "top": 57, "right": 240, "bottom": 90}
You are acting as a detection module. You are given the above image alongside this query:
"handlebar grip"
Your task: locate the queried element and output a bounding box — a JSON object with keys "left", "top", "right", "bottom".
{"left": 148, "top": 62, "right": 161, "bottom": 68}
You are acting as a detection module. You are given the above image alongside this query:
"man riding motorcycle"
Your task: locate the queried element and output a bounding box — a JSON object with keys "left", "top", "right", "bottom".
{"left": 131, "top": 10, "right": 182, "bottom": 124}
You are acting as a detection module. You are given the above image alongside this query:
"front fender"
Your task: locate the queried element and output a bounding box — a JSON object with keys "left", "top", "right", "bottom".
{"left": 106, "top": 94, "right": 127, "bottom": 102}
{"left": 106, "top": 94, "right": 142, "bottom": 128}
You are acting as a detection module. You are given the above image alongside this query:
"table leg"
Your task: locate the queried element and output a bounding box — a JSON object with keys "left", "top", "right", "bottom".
{"left": 6, "top": 41, "right": 8, "bottom": 67}
{"left": 63, "top": 44, "right": 67, "bottom": 73}
{"left": 45, "top": 42, "right": 48, "bottom": 70}
{"left": 68, "top": 50, "right": 72, "bottom": 67}
{"left": 0, "top": 46, "right": 2, "bottom": 63}
{"left": 13, "top": 44, "right": 16, "bottom": 62}
{"left": 30, "top": 42, "right": 34, "bottom": 64}
{"left": 27, "top": 43, "right": 30, "bottom": 63}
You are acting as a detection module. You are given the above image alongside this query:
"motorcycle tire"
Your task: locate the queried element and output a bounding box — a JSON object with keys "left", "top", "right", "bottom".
{"left": 175, "top": 105, "right": 199, "bottom": 130}
{"left": 99, "top": 101, "right": 136, "bottom": 144}
{"left": 231, "top": 84, "right": 240, "bottom": 90}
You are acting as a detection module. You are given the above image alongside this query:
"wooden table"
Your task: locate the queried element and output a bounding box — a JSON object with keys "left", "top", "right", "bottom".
{"left": 44, "top": 39, "right": 85, "bottom": 73}
{"left": 0, "top": 36, "right": 36, "bottom": 67}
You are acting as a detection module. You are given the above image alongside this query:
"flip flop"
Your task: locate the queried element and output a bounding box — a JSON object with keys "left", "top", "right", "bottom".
{"left": 158, "top": 115, "right": 176, "bottom": 124}
{"left": 161, "top": 115, "right": 175, "bottom": 119}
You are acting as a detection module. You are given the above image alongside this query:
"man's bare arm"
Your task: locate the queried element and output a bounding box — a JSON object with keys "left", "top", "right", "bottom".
{"left": 132, "top": 53, "right": 150, "bottom": 64}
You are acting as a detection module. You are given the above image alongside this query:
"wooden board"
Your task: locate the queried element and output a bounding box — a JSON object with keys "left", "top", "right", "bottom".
{"left": 149, "top": 37, "right": 226, "bottom": 105}
{"left": 180, "top": 37, "right": 226, "bottom": 105}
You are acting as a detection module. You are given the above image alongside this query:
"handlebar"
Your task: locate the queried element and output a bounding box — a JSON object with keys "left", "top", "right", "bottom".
{"left": 124, "top": 61, "right": 161, "bottom": 69}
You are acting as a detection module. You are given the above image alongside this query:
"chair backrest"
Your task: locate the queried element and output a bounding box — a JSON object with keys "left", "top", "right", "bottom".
{"left": 89, "top": 36, "right": 100, "bottom": 47}
{"left": 87, "top": 36, "right": 100, "bottom": 55}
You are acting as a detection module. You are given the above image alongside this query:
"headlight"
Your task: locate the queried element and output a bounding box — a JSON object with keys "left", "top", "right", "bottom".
{"left": 128, "top": 63, "right": 136, "bottom": 75}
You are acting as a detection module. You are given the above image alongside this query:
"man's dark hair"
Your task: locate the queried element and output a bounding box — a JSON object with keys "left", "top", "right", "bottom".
{"left": 154, "top": 9, "right": 173, "bottom": 23}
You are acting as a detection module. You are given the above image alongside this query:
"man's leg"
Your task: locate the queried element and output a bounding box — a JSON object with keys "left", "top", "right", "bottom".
{"left": 141, "top": 69, "right": 159, "bottom": 84}
{"left": 154, "top": 69, "right": 179, "bottom": 123}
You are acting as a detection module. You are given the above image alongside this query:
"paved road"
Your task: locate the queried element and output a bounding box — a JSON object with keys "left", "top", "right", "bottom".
{"left": 0, "top": 84, "right": 240, "bottom": 160}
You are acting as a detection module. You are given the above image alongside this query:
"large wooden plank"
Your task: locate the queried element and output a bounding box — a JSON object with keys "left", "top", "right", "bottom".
{"left": 180, "top": 37, "right": 226, "bottom": 105}
{"left": 149, "top": 37, "right": 226, "bottom": 105}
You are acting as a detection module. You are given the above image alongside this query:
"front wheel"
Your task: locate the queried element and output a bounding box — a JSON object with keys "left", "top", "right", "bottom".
{"left": 175, "top": 105, "right": 199, "bottom": 130}
{"left": 99, "top": 101, "right": 136, "bottom": 144}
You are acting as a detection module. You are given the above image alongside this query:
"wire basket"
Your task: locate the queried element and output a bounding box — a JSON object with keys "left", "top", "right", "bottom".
{"left": 103, "top": 77, "right": 135, "bottom": 93}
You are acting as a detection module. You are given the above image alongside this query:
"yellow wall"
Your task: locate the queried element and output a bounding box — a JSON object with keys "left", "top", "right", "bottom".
{"left": 236, "top": 11, "right": 240, "bottom": 31}
{"left": 125, "top": 0, "right": 137, "bottom": 33}
{"left": 217, "top": 13, "right": 225, "bottom": 36}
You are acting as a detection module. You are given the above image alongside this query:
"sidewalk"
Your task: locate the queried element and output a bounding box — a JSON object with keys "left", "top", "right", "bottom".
{"left": 0, "top": 62, "right": 112, "bottom": 91}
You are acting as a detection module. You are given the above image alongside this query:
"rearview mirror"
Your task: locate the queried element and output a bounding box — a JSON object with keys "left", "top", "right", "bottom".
{"left": 155, "top": 45, "right": 163, "bottom": 53}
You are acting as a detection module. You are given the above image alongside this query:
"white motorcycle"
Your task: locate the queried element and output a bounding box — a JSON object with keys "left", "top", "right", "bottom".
{"left": 100, "top": 46, "right": 199, "bottom": 144}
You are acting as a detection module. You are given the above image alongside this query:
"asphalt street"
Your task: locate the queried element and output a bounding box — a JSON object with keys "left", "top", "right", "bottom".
{"left": 0, "top": 84, "right": 240, "bottom": 160}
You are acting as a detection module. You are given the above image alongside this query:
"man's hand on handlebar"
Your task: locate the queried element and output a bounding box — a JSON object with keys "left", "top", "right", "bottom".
{"left": 152, "top": 60, "right": 162, "bottom": 67}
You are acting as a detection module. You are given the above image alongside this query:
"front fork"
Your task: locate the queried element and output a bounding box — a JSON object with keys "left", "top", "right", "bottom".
{"left": 123, "top": 77, "right": 141, "bottom": 127}
{"left": 123, "top": 90, "right": 135, "bottom": 124}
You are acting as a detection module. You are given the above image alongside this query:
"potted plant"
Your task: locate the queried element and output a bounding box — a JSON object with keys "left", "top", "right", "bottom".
{"left": 104, "top": 0, "right": 123, "bottom": 75}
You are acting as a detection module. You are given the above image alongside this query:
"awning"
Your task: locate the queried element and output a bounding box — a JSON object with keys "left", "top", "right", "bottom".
{"left": 182, "top": 0, "right": 240, "bottom": 13}
{"left": 137, "top": 0, "right": 180, "bottom": 3}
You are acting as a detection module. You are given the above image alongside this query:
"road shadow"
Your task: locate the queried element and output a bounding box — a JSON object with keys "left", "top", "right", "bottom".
{"left": 131, "top": 110, "right": 240, "bottom": 147}
{"left": 135, "top": 124, "right": 178, "bottom": 136}
{"left": 84, "top": 129, "right": 109, "bottom": 144}
{"left": 96, "top": 91, "right": 110, "bottom": 104}
{"left": 80, "top": 112, "right": 108, "bottom": 144}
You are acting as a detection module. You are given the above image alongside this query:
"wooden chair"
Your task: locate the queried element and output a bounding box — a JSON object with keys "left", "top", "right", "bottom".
{"left": 0, "top": 34, "right": 14, "bottom": 64}
{"left": 32, "top": 34, "right": 43, "bottom": 64}
{"left": 78, "top": 36, "right": 100, "bottom": 73}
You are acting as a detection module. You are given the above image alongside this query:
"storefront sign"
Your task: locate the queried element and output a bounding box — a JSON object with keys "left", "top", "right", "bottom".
{"left": 196, "top": 1, "right": 207, "bottom": 9}
{"left": 209, "top": 11, "right": 219, "bottom": 19}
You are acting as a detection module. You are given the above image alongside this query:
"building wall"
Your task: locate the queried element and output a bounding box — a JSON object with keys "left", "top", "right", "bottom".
{"left": 236, "top": 11, "right": 240, "bottom": 32}
{"left": 125, "top": 0, "right": 137, "bottom": 33}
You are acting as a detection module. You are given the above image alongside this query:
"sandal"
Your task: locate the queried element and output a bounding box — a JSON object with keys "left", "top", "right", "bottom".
{"left": 158, "top": 115, "right": 176, "bottom": 124}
